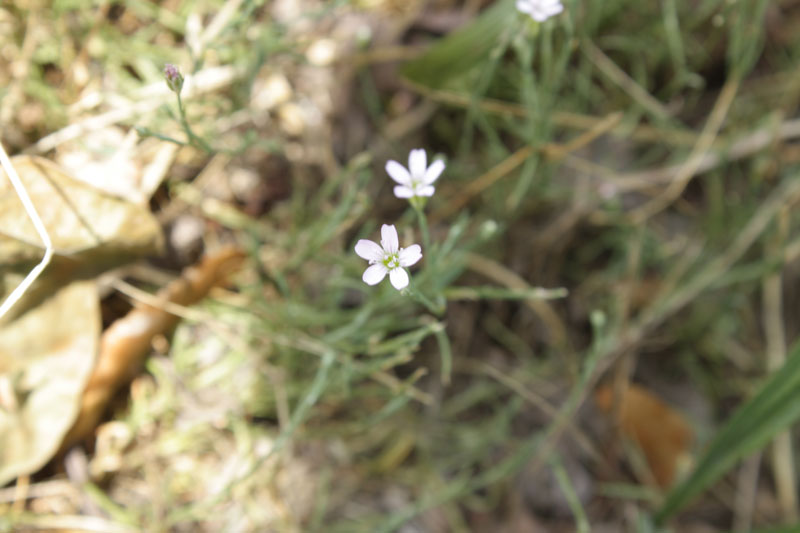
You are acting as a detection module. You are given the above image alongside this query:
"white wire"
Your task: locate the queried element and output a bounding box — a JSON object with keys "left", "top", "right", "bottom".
{"left": 0, "top": 142, "right": 54, "bottom": 319}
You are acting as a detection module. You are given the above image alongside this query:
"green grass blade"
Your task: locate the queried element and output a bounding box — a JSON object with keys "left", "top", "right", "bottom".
{"left": 656, "top": 341, "right": 800, "bottom": 523}
{"left": 550, "top": 454, "right": 590, "bottom": 533}
{"left": 401, "top": 0, "right": 515, "bottom": 89}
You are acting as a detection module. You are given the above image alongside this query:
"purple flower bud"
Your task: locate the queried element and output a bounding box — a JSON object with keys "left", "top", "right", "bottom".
{"left": 164, "top": 63, "right": 184, "bottom": 93}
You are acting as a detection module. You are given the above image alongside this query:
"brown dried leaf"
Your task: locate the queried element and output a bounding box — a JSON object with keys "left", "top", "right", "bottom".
{"left": 595, "top": 383, "right": 693, "bottom": 488}
{"left": 0, "top": 155, "right": 163, "bottom": 321}
{"left": 0, "top": 280, "right": 100, "bottom": 486}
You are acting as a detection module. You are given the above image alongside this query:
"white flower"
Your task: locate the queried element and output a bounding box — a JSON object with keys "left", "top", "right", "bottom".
{"left": 516, "top": 0, "right": 564, "bottom": 22}
{"left": 355, "top": 224, "right": 422, "bottom": 290}
{"left": 386, "top": 149, "right": 445, "bottom": 199}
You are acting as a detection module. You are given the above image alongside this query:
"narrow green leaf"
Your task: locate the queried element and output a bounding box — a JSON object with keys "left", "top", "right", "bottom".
{"left": 657, "top": 341, "right": 800, "bottom": 523}
{"left": 402, "top": 0, "right": 516, "bottom": 89}
{"left": 550, "top": 454, "right": 590, "bottom": 533}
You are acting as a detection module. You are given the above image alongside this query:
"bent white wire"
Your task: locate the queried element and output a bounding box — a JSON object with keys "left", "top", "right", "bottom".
{"left": 0, "top": 141, "right": 53, "bottom": 319}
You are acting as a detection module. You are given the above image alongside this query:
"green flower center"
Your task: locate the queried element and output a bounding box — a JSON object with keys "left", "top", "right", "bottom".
{"left": 383, "top": 253, "right": 400, "bottom": 269}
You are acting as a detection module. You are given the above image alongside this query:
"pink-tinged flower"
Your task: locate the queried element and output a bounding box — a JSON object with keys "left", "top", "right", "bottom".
{"left": 386, "top": 149, "right": 445, "bottom": 199}
{"left": 164, "top": 63, "right": 184, "bottom": 93}
{"left": 516, "top": 0, "right": 564, "bottom": 22}
{"left": 355, "top": 224, "right": 422, "bottom": 290}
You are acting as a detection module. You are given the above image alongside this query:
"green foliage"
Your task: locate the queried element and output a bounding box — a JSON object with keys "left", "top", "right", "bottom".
{"left": 402, "top": 0, "right": 516, "bottom": 89}
{"left": 3, "top": 0, "right": 800, "bottom": 530}
{"left": 658, "top": 341, "right": 800, "bottom": 522}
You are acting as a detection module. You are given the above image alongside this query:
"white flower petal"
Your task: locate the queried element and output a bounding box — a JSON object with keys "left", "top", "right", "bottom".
{"left": 381, "top": 224, "right": 399, "bottom": 254}
{"left": 517, "top": 0, "right": 563, "bottom": 20}
{"left": 393, "top": 185, "right": 415, "bottom": 198}
{"left": 355, "top": 239, "right": 384, "bottom": 262}
{"left": 408, "top": 149, "right": 427, "bottom": 179}
{"left": 417, "top": 185, "right": 435, "bottom": 197}
{"left": 362, "top": 263, "right": 388, "bottom": 285}
{"left": 389, "top": 267, "right": 409, "bottom": 290}
{"left": 516, "top": 0, "right": 533, "bottom": 13}
{"left": 386, "top": 160, "right": 412, "bottom": 186}
{"left": 398, "top": 244, "right": 422, "bottom": 267}
{"left": 423, "top": 159, "right": 445, "bottom": 185}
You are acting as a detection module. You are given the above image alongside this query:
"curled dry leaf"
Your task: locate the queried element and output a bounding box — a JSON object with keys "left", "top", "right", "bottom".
{"left": 0, "top": 280, "right": 100, "bottom": 486}
{"left": 56, "top": 127, "right": 142, "bottom": 203}
{"left": 0, "top": 155, "right": 163, "bottom": 322}
{"left": 0, "top": 154, "right": 165, "bottom": 486}
{"left": 61, "top": 246, "right": 246, "bottom": 450}
{"left": 595, "top": 383, "right": 693, "bottom": 488}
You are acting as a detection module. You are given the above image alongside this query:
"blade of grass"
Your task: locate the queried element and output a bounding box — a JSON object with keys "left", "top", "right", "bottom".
{"left": 550, "top": 454, "right": 590, "bottom": 533}
{"left": 401, "top": 0, "right": 515, "bottom": 89}
{"left": 433, "top": 324, "right": 452, "bottom": 386}
{"left": 443, "top": 285, "right": 567, "bottom": 301}
{"left": 656, "top": 341, "right": 800, "bottom": 523}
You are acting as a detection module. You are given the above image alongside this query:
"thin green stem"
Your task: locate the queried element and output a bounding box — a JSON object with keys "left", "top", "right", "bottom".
{"left": 134, "top": 126, "right": 188, "bottom": 146}
{"left": 413, "top": 203, "right": 431, "bottom": 256}
{"left": 176, "top": 91, "right": 213, "bottom": 153}
{"left": 550, "top": 454, "right": 590, "bottom": 533}
{"left": 403, "top": 285, "right": 444, "bottom": 316}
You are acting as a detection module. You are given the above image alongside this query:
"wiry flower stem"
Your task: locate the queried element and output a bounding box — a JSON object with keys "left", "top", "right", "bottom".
{"left": 403, "top": 285, "right": 444, "bottom": 316}
{"left": 412, "top": 202, "right": 431, "bottom": 256}
{"left": 175, "top": 90, "right": 213, "bottom": 153}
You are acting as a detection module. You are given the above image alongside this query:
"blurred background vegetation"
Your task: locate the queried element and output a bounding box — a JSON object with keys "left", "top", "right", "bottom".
{"left": 2, "top": 0, "right": 800, "bottom": 531}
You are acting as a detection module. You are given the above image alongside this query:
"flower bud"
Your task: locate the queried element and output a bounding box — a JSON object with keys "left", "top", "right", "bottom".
{"left": 164, "top": 63, "right": 184, "bottom": 93}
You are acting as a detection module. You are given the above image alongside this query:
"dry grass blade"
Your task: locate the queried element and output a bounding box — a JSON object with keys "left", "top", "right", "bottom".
{"left": 733, "top": 452, "right": 762, "bottom": 533}
{"left": 406, "top": 80, "right": 701, "bottom": 146}
{"left": 433, "top": 113, "right": 621, "bottom": 224}
{"left": 630, "top": 77, "right": 739, "bottom": 222}
{"left": 432, "top": 145, "right": 535, "bottom": 223}
{"left": 583, "top": 41, "right": 672, "bottom": 122}
{"left": 761, "top": 209, "right": 798, "bottom": 522}
{"left": 614, "top": 117, "right": 800, "bottom": 192}
{"left": 544, "top": 111, "right": 624, "bottom": 159}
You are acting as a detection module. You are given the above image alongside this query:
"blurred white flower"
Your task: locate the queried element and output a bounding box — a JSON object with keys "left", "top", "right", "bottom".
{"left": 516, "top": 0, "right": 564, "bottom": 22}
{"left": 386, "top": 149, "right": 445, "bottom": 199}
{"left": 355, "top": 224, "right": 422, "bottom": 290}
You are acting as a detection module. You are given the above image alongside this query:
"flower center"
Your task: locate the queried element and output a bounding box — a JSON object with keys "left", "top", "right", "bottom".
{"left": 383, "top": 252, "right": 400, "bottom": 270}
